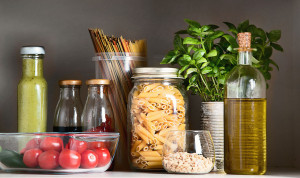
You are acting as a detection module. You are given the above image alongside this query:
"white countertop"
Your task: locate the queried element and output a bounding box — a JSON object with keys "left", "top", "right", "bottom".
{"left": 0, "top": 168, "right": 299, "bottom": 178}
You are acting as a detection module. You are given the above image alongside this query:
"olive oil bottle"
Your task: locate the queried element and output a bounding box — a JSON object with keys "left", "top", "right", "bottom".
{"left": 224, "top": 33, "right": 267, "bottom": 175}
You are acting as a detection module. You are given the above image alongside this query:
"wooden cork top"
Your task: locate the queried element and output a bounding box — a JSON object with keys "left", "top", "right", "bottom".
{"left": 237, "top": 32, "right": 252, "bottom": 51}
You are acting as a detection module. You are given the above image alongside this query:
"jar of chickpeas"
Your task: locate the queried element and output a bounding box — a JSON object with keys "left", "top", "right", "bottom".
{"left": 128, "top": 67, "right": 188, "bottom": 170}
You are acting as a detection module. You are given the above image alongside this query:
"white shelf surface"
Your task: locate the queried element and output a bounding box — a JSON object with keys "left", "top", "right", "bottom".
{"left": 0, "top": 168, "right": 299, "bottom": 178}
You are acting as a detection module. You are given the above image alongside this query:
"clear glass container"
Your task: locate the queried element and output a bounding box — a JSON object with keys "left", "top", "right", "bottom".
{"left": 82, "top": 79, "right": 115, "bottom": 132}
{"left": 224, "top": 32, "right": 267, "bottom": 175}
{"left": 0, "top": 132, "right": 119, "bottom": 173}
{"left": 128, "top": 67, "right": 188, "bottom": 170}
{"left": 53, "top": 80, "right": 83, "bottom": 132}
{"left": 162, "top": 130, "right": 215, "bottom": 174}
{"left": 18, "top": 46, "right": 47, "bottom": 132}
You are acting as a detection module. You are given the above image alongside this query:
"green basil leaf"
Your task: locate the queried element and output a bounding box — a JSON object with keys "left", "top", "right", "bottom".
{"left": 213, "top": 66, "right": 218, "bottom": 74}
{"left": 209, "top": 31, "right": 224, "bottom": 40}
{"left": 201, "top": 66, "right": 212, "bottom": 74}
{"left": 247, "top": 25, "right": 257, "bottom": 36}
{"left": 178, "top": 65, "right": 190, "bottom": 75}
{"left": 193, "top": 49, "right": 206, "bottom": 60}
{"left": 201, "top": 62, "right": 209, "bottom": 69}
{"left": 187, "top": 45, "right": 194, "bottom": 53}
{"left": 175, "top": 30, "right": 188, "bottom": 34}
{"left": 178, "top": 54, "right": 191, "bottom": 66}
{"left": 174, "top": 35, "right": 186, "bottom": 52}
{"left": 183, "top": 37, "right": 201, "bottom": 45}
{"left": 208, "top": 24, "right": 219, "bottom": 30}
{"left": 207, "top": 49, "right": 217, "bottom": 57}
{"left": 189, "top": 74, "right": 198, "bottom": 83}
{"left": 161, "top": 50, "right": 176, "bottom": 64}
{"left": 201, "top": 25, "right": 211, "bottom": 32}
{"left": 224, "top": 22, "right": 238, "bottom": 34}
{"left": 256, "top": 28, "right": 267, "bottom": 41}
{"left": 222, "top": 34, "right": 238, "bottom": 48}
{"left": 269, "top": 59, "right": 279, "bottom": 70}
{"left": 251, "top": 56, "right": 259, "bottom": 64}
{"left": 184, "top": 68, "right": 198, "bottom": 78}
{"left": 184, "top": 19, "right": 201, "bottom": 28}
{"left": 237, "top": 20, "right": 249, "bottom": 32}
{"left": 270, "top": 43, "right": 283, "bottom": 52}
{"left": 220, "top": 54, "right": 236, "bottom": 64}
{"left": 264, "top": 46, "right": 273, "bottom": 59}
{"left": 218, "top": 75, "right": 226, "bottom": 85}
{"left": 267, "top": 30, "right": 281, "bottom": 42}
{"left": 197, "top": 57, "right": 207, "bottom": 64}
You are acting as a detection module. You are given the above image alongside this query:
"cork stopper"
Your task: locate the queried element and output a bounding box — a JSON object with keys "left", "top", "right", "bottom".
{"left": 237, "top": 32, "right": 252, "bottom": 51}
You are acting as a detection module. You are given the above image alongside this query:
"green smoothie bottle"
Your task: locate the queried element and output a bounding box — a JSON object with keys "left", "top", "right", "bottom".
{"left": 18, "top": 46, "right": 47, "bottom": 132}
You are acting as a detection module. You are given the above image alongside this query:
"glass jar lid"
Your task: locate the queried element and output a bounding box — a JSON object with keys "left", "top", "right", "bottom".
{"left": 86, "top": 79, "right": 110, "bottom": 85}
{"left": 59, "top": 80, "right": 82, "bottom": 86}
{"left": 132, "top": 67, "right": 183, "bottom": 79}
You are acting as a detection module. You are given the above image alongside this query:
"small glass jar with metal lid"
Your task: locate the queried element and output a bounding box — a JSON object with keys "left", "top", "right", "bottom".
{"left": 53, "top": 80, "right": 83, "bottom": 132}
{"left": 81, "top": 79, "right": 115, "bottom": 132}
{"left": 128, "top": 67, "right": 188, "bottom": 170}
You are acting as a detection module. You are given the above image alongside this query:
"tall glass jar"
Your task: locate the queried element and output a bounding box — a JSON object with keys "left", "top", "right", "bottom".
{"left": 53, "top": 80, "right": 83, "bottom": 132}
{"left": 224, "top": 32, "right": 267, "bottom": 175}
{"left": 128, "top": 67, "right": 188, "bottom": 170}
{"left": 18, "top": 46, "right": 47, "bottom": 132}
{"left": 82, "top": 79, "right": 114, "bottom": 132}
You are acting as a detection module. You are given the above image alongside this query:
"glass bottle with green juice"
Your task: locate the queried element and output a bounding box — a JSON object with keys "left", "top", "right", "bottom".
{"left": 18, "top": 46, "right": 47, "bottom": 132}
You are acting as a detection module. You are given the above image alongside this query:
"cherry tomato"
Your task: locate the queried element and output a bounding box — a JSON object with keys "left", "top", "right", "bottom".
{"left": 87, "top": 141, "right": 106, "bottom": 150}
{"left": 38, "top": 150, "right": 59, "bottom": 169}
{"left": 93, "top": 147, "right": 111, "bottom": 167}
{"left": 67, "top": 138, "right": 87, "bottom": 154}
{"left": 40, "top": 137, "right": 63, "bottom": 152}
{"left": 80, "top": 150, "right": 98, "bottom": 169}
{"left": 59, "top": 149, "right": 81, "bottom": 169}
{"left": 23, "top": 148, "right": 42, "bottom": 168}
{"left": 25, "top": 138, "right": 41, "bottom": 149}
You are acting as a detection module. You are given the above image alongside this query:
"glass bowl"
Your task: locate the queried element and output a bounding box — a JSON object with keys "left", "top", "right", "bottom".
{"left": 0, "top": 132, "right": 119, "bottom": 173}
{"left": 162, "top": 130, "right": 215, "bottom": 174}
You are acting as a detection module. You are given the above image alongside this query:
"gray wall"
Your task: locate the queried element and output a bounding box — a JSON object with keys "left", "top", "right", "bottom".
{"left": 0, "top": 0, "right": 297, "bottom": 168}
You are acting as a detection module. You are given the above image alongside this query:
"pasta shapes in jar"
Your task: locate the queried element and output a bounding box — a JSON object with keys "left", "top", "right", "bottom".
{"left": 129, "top": 83, "right": 187, "bottom": 170}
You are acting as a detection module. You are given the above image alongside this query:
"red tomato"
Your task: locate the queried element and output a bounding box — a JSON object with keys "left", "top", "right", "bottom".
{"left": 87, "top": 141, "right": 106, "bottom": 150}
{"left": 25, "top": 138, "right": 41, "bottom": 150}
{"left": 93, "top": 148, "right": 111, "bottom": 167}
{"left": 80, "top": 150, "right": 98, "bottom": 169}
{"left": 40, "top": 137, "right": 63, "bottom": 152}
{"left": 23, "top": 148, "right": 42, "bottom": 168}
{"left": 38, "top": 150, "right": 59, "bottom": 169}
{"left": 59, "top": 149, "right": 81, "bottom": 169}
{"left": 67, "top": 138, "right": 87, "bottom": 154}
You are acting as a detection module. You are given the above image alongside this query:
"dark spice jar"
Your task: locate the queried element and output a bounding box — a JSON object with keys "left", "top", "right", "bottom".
{"left": 53, "top": 80, "right": 83, "bottom": 132}
{"left": 81, "top": 79, "right": 114, "bottom": 132}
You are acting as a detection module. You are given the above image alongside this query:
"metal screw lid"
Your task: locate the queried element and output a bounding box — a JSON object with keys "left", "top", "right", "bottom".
{"left": 59, "top": 80, "right": 82, "bottom": 86}
{"left": 86, "top": 79, "right": 110, "bottom": 85}
{"left": 20, "top": 46, "right": 45, "bottom": 55}
{"left": 132, "top": 67, "right": 183, "bottom": 79}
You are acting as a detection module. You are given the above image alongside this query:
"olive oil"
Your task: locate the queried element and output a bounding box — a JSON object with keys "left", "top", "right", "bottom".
{"left": 224, "top": 33, "right": 267, "bottom": 174}
{"left": 224, "top": 98, "right": 266, "bottom": 175}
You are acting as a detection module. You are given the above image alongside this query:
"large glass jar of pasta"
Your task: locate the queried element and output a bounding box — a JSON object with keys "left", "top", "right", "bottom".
{"left": 128, "top": 67, "right": 188, "bottom": 170}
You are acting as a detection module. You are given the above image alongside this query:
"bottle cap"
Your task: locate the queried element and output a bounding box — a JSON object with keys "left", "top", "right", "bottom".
{"left": 20, "top": 46, "right": 45, "bottom": 55}
{"left": 86, "top": 79, "right": 110, "bottom": 85}
{"left": 59, "top": 80, "right": 82, "bottom": 86}
{"left": 132, "top": 67, "right": 183, "bottom": 79}
{"left": 237, "top": 32, "right": 252, "bottom": 51}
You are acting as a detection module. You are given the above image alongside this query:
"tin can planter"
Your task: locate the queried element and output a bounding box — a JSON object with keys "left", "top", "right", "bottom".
{"left": 200, "top": 102, "right": 224, "bottom": 172}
